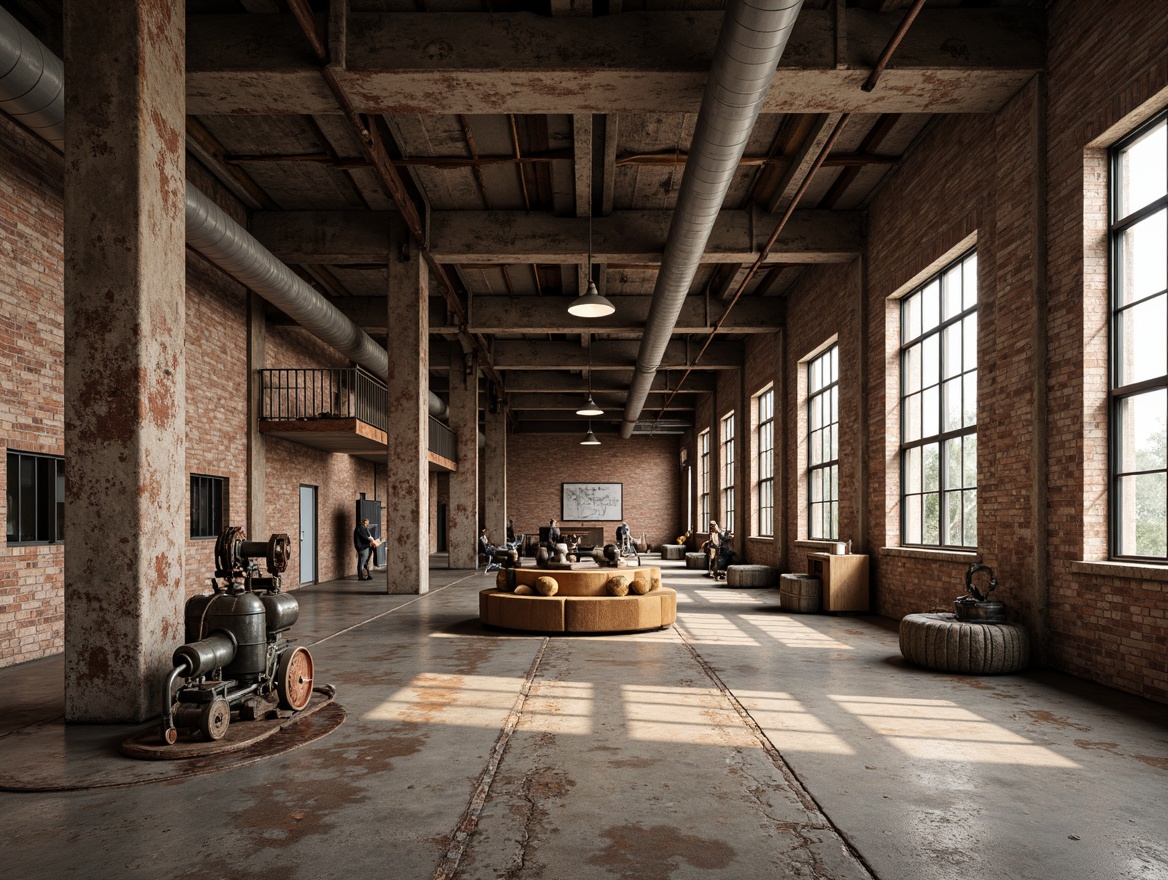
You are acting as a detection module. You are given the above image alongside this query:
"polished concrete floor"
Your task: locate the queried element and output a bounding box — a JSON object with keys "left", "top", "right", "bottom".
{"left": 1, "top": 558, "right": 1166, "bottom": 880}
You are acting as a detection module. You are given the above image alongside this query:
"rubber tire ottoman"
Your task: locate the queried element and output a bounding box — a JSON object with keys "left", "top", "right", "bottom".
{"left": 726, "top": 565, "right": 776, "bottom": 587}
{"left": 660, "top": 544, "right": 686, "bottom": 560}
{"left": 899, "top": 612, "right": 1030, "bottom": 674}
{"left": 685, "top": 552, "right": 707, "bottom": 569}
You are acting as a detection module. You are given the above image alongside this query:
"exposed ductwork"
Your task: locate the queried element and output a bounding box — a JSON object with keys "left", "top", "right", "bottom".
{"left": 0, "top": 5, "right": 449, "bottom": 420}
{"left": 620, "top": 0, "right": 804, "bottom": 438}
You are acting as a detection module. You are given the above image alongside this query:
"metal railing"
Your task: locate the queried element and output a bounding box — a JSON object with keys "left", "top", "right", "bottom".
{"left": 259, "top": 368, "right": 457, "bottom": 462}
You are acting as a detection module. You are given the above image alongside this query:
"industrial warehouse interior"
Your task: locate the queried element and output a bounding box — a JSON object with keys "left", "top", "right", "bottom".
{"left": 1, "top": 1, "right": 1166, "bottom": 878}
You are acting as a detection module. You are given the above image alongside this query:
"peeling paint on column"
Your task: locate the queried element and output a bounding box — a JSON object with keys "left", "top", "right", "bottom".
{"left": 62, "top": 0, "right": 187, "bottom": 723}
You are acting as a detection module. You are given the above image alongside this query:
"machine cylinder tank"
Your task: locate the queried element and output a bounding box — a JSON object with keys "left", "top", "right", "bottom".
{"left": 184, "top": 591, "right": 267, "bottom": 682}
{"left": 260, "top": 592, "right": 299, "bottom": 635}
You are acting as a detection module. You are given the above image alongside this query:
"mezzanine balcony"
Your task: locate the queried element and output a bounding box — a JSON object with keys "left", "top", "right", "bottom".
{"left": 258, "top": 368, "right": 457, "bottom": 471}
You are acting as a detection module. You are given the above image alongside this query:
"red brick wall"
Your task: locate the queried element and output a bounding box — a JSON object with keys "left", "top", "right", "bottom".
{"left": 1043, "top": 0, "right": 1168, "bottom": 701}
{"left": 784, "top": 261, "right": 864, "bottom": 578}
{"left": 0, "top": 115, "right": 65, "bottom": 666}
{"left": 507, "top": 433, "right": 680, "bottom": 549}
{"left": 182, "top": 254, "right": 249, "bottom": 595}
{"left": 264, "top": 325, "right": 381, "bottom": 585}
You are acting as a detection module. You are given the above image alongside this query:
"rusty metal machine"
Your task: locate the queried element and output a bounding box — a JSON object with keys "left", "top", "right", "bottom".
{"left": 160, "top": 527, "right": 313, "bottom": 745}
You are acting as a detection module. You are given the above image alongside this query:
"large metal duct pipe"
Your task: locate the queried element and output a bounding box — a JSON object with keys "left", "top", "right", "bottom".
{"left": 620, "top": 0, "right": 803, "bottom": 438}
{"left": 0, "top": 6, "right": 449, "bottom": 420}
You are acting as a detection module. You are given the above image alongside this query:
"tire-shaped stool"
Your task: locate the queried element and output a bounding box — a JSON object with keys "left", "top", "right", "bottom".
{"left": 726, "top": 565, "right": 776, "bottom": 588}
{"left": 899, "top": 613, "right": 1030, "bottom": 675}
{"left": 685, "top": 552, "right": 707, "bottom": 569}
{"left": 779, "top": 574, "right": 821, "bottom": 613}
{"left": 660, "top": 544, "right": 686, "bottom": 560}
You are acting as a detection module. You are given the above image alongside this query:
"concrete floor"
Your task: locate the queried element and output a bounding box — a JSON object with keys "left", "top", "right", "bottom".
{"left": 1, "top": 558, "right": 1166, "bottom": 880}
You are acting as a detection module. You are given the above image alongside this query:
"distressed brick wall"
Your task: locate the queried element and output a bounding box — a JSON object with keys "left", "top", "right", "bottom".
{"left": 0, "top": 115, "right": 65, "bottom": 666}
{"left": 182, "top": 254, "right": 249, "bottom": 595}
{"left": 264, "top": 325, "right": 381, "bottom": 585}
{"left": 1043, "top": 0, "right": 1168, "bottom": 701}
{"left": 784, "top": 261, "right": 864, "bottom": 579}
{"left": 507, "top": 433, "right": 680, "bottom": 549}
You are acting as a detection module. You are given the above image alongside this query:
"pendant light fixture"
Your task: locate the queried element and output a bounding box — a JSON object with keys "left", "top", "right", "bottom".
{"left": 580, "top": 421, "right": 601, "bottom": 445}
{"left": 576, "top": 335, "right": 603, "bottom": 416}
{"left": 568, "top": 205, "right": 615, "bottom": 318}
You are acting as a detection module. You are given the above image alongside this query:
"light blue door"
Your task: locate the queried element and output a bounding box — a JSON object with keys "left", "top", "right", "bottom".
{"left": 299, "top": 485, "right": 317, "bottom": 584}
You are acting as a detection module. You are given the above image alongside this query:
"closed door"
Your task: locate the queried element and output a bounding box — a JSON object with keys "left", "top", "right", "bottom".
{"left": 299, "top": 485, "right": 317, "bottom": 584}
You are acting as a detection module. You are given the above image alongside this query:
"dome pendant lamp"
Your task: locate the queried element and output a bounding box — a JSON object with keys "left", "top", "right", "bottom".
{"left": 577, "top": 337, "right": 604, "bottom": 417}
{"left": 568, "top": 207, "right": 615, "bottom": 318}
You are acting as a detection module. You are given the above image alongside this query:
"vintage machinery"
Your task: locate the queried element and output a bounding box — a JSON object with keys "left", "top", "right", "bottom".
{"left": 160, "top": 527, "right": 314, "bottom": 745}
{"left": 954, "top": 563, "right": 1006, "bottom": 623}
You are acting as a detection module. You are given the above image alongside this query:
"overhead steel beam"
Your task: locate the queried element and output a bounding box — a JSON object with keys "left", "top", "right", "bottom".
{"left": 250, "top": 208, "right": 862, "bottom": 265}
{"left": 502, "top": 371, "right": 715, "bottom": 394}
{"left": 490, "top": 339, "right": 743, "bottom": 370}
{"left": 508, "top": 393, "right": 692, "bottom": 411}
{"left": 187, "top": 9, "right": 1043, "bottom": 116}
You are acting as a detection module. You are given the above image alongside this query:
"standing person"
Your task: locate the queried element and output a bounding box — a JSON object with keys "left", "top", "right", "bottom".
{"left": 703, "top": 520, "right": 721, "bottom": 578}
{"left": 506, "top": 515, "right": 516, "bottom": 545}
{"left": 548, "top": 518, "right": 560, "bottom": 545}
{"left": 615, "top": 520, "right": 630, "bottom": 554}
{"left": 353, "top": 517, "right": 375, "bottom": 581}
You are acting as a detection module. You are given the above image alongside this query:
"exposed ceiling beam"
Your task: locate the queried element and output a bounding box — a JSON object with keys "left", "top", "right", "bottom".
{"left": 187, "top": 9, "right": 1044, "bottom": 116}
{"left": 507, "top": 393, "right": 692, "bottom": 411}
{"left": 489, "top": 339, "right": 743, "bottom": 370}
{"left": 250, "top": 209, "right": 862, "bottom": 265}
{"left": 502, "top": 371, "right": 715, "bottom": 394}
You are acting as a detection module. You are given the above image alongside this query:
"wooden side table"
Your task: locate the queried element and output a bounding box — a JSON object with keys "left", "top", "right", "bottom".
{"left": 807, "top": 553, "right": 870, "bottom": 612}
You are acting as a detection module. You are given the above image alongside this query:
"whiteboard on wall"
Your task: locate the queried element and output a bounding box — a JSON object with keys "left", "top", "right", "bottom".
{"left": 561, "top": 483, "right": 623, "bottom": 522}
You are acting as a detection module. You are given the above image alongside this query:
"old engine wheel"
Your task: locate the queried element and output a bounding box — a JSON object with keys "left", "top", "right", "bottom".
{"left": 200, "top": 698, "right": 231, "bottom": 741}
{"left": 277, "top": 646, "right": 314, "bottom": 711}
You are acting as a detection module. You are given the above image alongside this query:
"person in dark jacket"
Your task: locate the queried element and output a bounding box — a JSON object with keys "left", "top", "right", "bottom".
{"left": 353, "top": 517, "right": 375, "bottom": 581}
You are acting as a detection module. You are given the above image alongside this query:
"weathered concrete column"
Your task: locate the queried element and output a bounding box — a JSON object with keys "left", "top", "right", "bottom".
{"left": 484, "top": 402, "right": 507, "bottom": 547}
{"left": 62, "top": 1, "right": 187, "bottom": 722}
{"left": 447, "top": 348, "right": 479, "bottom": 569}
{"left": 385, "top": 218, "right": 429, "bottom": 594}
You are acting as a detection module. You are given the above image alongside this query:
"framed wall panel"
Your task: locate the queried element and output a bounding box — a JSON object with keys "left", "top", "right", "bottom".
{"left": 561, "top": 482, "right": 623, "bottom": 521}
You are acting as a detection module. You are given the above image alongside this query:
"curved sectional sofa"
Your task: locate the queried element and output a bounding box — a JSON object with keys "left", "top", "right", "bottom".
{"left": 480, "top": 565, "right": 676, "bottom": 633}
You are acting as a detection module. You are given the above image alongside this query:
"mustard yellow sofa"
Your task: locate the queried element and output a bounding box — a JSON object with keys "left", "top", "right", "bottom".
{"left": 479, "top": 566, "right": 677, "bottom": 633}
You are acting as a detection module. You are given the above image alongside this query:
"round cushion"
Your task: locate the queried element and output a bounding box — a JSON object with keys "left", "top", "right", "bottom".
{"left": 510, "top": 566, "right": 661, "bottom": 597}
{"left": 660, "top": 544, "right": 686, "bottom": 560}
{"left": 726, "top": 565, "right": 776, "bottom": 588}
{"left": 534, "top": 576, "right": 559, "bottom": 597}
{"left": 495, "top": 569, "right": 512, "bottom": 591}
{"left": 630, "top": 571, "right": 653, "bottom": 594}
{"left": 779, "top": 574, "right": 821, "bottom": 613}
{"left": 899, "top": 613, "right": 1030, "bottom": 675}
{"left": 514, "top": 584, "right": 535, "bottom": 596}
{"left": 606, "top": 575, "right": 630, "bottom": 597}
{"left": 685, "top": 552, "right": 706, "bottom": 569}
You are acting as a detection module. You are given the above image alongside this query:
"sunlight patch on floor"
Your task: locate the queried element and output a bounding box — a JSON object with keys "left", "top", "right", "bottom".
{"left": 735, "top": 689, "right": 856, "bottom": 754}
{"left": 739, "top": 614, "right": 854, "bottom": 649}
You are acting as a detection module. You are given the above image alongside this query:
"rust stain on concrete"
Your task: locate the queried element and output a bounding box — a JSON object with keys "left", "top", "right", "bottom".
{"left": 1073, "top": 739, "right": 1123, "bottom": 755}
{"left": 587, "top": 824, "right": 736, "bottom": 877}
{"left": 1021, "top": 710, "right": 1091, "bottom": 732}
{"left": 1135, "top": 755, "right": 1168, "bottom": 771}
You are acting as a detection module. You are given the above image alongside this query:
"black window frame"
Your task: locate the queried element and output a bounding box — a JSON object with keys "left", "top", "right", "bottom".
{"left": 721, "top": 411, "right": 736, "bottom": 528}
{"left": 6, "top": 450, "right": 65, "bottom": 545}
{"left": 756, "top": 386, "right": 775, "bottom": 538}
{"left": 1109, "top": 110, "right": 1168, "bottom": 562}
{"left": 808, "top": 345, "right": 839, "bottom": 540}
{"left": 699, "top": 429, "right": 711, "bottom": 529}
{"left": 190, "top": 473, "right": 227, "bottom": 540}
{"left": 898, "top": 250, "right": 978, "bottom": 550}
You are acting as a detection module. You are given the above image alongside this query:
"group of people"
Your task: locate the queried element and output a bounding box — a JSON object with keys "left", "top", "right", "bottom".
{"left": 703, "top": 520, "right": 736, "bottom": 579}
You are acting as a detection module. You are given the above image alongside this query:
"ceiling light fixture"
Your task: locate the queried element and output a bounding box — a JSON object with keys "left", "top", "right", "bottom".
{"left": 577, "top": 336, "right": 604, "bottom": 416}
{"left": 580, "top": 421, "right": 601, "bottom": 445}
{"left": 568, "top": 206, "right": 615, "bottom": 318}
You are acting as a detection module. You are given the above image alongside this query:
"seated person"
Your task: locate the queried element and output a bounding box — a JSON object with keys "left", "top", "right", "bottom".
{"left": 615, "top": 521, "right": 630, "bottom": 554}
{"left": 478, "top": 529, "right": 496, "bottom": 563}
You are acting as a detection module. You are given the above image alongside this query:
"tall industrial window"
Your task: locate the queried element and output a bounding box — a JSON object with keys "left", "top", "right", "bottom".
{"left": 190, "top": 474, "right": 227, "bottom": 539}
{"left": 721, "top": 412, "right": 736, "bottom": 528}
{"left": 756, "top": 387, "right": 774, "bottom": 537}
{"left": 808, "top": 346, "right": 839, "bottom": 539}
{"left": 1111, "top": 112, "right": 1167, "bottom": 560}
{"left": 699, "top": 429, "right": 711, "bottom": 529}
{"left": 6, "top": 451, "right": 64, "bottom": 544}
{"left": 900, "top": 250, "right": 978, "bottom": 549}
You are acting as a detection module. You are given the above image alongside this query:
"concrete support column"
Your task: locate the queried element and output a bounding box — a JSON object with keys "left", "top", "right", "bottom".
{"left": 447, "top": 348, "right": 479, "bottom": 569}
{"left": 62, "top": 1, "right": 187, "bottom": 722}
{"left": 385, "top": 218, "right": 429, "bottom": 594}
{"left": 484, "top": 402, "right": 507, "bottom": 546}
